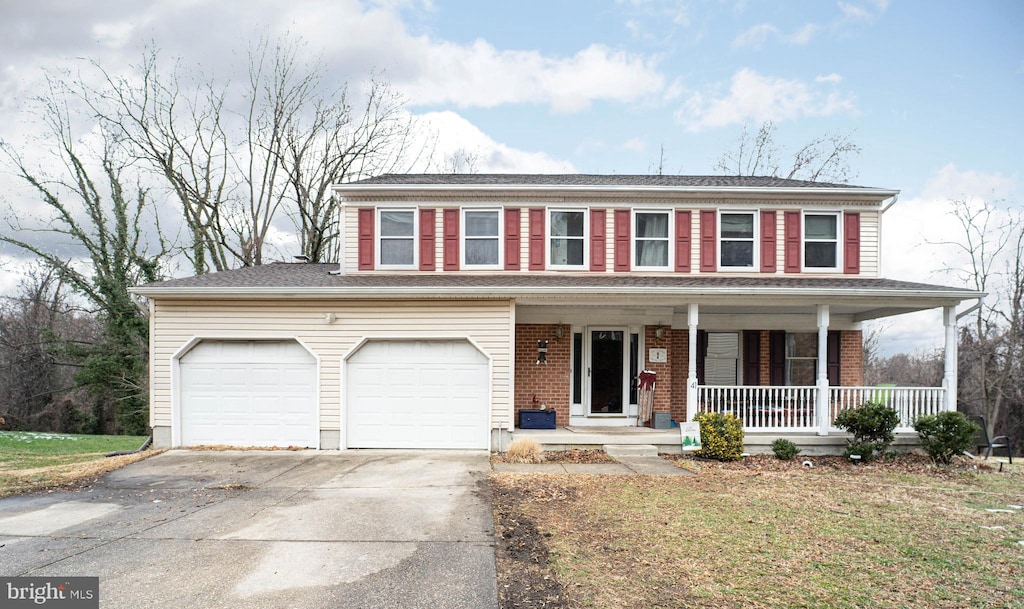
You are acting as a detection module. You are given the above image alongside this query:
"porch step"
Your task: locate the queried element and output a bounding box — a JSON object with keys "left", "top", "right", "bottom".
{"left": 604, "top": 444, "right": 659, "bottom": 458}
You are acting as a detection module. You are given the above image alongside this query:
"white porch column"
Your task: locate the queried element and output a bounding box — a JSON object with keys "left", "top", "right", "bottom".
{"left": 942, "top": 305, "right": 958, "bottom": 412}
{"left": 816, "top": 305, "right": 830, "bottom": 436}
{"left": 686, "top": 303, "right": 699, "bottom": 422}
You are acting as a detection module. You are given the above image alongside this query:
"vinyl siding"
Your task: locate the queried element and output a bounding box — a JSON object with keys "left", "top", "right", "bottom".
{"left": 150, "top": 298, "right": 514, "bottom": 433}
{"left": 340, "top": 202, "right": 883, "bottom": 278}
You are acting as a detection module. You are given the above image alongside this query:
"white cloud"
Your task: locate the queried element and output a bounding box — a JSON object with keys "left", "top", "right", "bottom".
{"left": 419, "top": 111, "right": 575, "bottom": 173}
{"left": 400, "top": 41, "right": 665, "bottom": 113}
{"left": 277, "top": 3, "right": 664, "bottom": 113}
{"left": 622, "top": 138, "right": 646, "bottom": 153}
{"left": 673, "top": 68, "right": 857, "bottom": 131}
{"left": 815, "top": 73, "right": 843, "bottom": 84}
{"left": 733, "top": 22, "right": 819, "bottom": 49}
{"left": 732, "top": 24, "right": 779, "bottom": 49}
{"left": 837, "top": 0, "right": 889, "bottom": 24}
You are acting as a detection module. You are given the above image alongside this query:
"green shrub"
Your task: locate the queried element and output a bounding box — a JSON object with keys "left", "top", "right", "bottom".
{"left": 833, "top": 401, "right": 900, "bottom": 462}
{"left": 770, "top": 438, "right": 801, "bottom": 461}
{"left": 694, "top": 412, "right": 744, "bottom": 461}
{"left": 914, "top": 411, "right": 980, "bottom": 465}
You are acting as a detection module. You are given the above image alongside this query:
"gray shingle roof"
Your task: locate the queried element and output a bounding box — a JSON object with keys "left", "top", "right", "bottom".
{"left": 344, "top": 174, "right": 880, "bottom": 189}
{"left": 135, "top": 263, "right": 976, "bottom": 297}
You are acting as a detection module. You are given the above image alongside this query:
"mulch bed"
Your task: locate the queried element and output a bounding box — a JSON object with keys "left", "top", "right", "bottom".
{"left": 661, "top": 452, "right": 999, "bottom": 476}
{"left": 491, "top": 449, "right": 616, "bottom": 465}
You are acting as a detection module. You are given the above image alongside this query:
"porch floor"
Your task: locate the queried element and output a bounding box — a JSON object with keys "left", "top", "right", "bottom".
{"left": 511, "top": 426, "right": 923, "bottom": 456}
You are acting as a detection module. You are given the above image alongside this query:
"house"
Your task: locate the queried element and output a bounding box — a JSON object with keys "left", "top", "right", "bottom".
{"left": 133, "top": 174, "right": 981, "bottom": 452}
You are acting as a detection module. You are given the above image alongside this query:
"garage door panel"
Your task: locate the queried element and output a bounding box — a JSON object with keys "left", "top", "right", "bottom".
{"left": 347, "top": 340, "right": 488, "bottom": 449}
{"left": 180, "top": 341, "right": 317, "bottom": 448}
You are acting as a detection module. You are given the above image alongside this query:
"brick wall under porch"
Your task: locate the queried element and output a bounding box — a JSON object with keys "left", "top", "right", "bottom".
{"left": 513, "top": 324, "right": 864, "bottom": 428}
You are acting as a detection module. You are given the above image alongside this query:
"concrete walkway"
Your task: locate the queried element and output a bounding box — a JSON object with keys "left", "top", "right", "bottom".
{"left": 492, "top": 453, "right": 693, "bottom": 476}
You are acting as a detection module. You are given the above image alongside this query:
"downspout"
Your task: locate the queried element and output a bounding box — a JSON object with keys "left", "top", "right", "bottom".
{"left": 106, "top": 434, "right": 153, "bottom": 457}
{"left": 879, "top": 194, "right": 899, "bottom": 214}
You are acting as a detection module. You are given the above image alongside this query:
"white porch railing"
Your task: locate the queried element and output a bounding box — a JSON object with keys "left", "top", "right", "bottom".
{"left": 698, "top": 386, "right": 818, "bottom": 431}
{"left": 698, "top": 385, "right": 947, "bottom": 433}
{"left": 830, "top": 386, "right": 946, "bottom": 432}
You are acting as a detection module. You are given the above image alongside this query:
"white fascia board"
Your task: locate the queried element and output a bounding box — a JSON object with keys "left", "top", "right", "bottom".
{"left": 331, "top": 183, "right": 900, "bottom": 200}
{"left": 131, "top": 284, "right": 981, "bottom": 302}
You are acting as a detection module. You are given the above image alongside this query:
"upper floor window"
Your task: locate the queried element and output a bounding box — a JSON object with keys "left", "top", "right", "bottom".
{"left": 804, "top": 213, "right": 839, "bottom": 269}
{"left": 720, "top": 212, "right": 756, "bottom": 269}
{"left": 463, "top": 209, "right": 501, "bottom": 267}
{"left": 634, "top": 211, "right": 670, "bottom": 269}
{"left": 378, "top": 209, "right": 416, "bottom": 268}
{"left": 549, "top": 210, "right": 586, "bottom": 267}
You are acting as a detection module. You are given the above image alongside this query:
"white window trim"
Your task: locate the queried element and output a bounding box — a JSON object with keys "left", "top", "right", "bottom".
{"left": 546, "top": 208, "right": 589, "bottom": 270}
{"left": 801, "top": 210, "right": 843, "bottom": 272}
{"left": 718, "top": 209, "right": 759, "bottom": 271}
{"left": 376, "top": 207, "right": 418, "bottom": 270}
{"left": 460, "top": 207, "right": 503, "bottom": 269}
{"left": 632, "top": 209, "right": 673, "bottom": 271}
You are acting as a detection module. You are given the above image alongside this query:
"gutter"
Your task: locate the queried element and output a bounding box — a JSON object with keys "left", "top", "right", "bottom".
{"left": 332, "top": 183, "right": 901, "bottom": 199}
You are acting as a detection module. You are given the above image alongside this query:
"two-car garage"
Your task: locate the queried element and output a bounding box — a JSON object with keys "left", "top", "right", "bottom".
{"left": 176, "top": 338, "right": 490, "bottom": 450}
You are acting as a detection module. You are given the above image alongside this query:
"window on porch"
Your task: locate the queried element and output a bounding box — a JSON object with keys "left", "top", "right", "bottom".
{"left": 697, "top": 330, "right": 840, "bottom": 386}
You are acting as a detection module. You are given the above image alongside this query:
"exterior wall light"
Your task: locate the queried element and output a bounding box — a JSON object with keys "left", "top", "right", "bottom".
{"left": 536, "top": 340, "right": 548, "bottom": 365}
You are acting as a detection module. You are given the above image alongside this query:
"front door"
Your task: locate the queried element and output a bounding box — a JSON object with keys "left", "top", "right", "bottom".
{"left": 589, "top": 328, "right": 625, "bottom": 415}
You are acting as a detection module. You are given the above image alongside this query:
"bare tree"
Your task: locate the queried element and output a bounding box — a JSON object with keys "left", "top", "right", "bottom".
{"left": 935, "top": 198, "right": 1024, "bottom": 443}
{"left": 0, "top": 78, "right": 167, "bottom": 434}
{"left": 81, "top": 37, "right": 423, "bottom": 269}
{"left": 0, "top": 268, "right": 103, "bottom": 432}
{"left": 715, "top": 120, "right": 861, "bottom": 183}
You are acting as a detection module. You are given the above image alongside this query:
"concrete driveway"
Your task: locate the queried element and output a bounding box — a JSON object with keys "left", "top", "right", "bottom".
{"left": 0, "top": 450, "right": 498, "bottom": 609}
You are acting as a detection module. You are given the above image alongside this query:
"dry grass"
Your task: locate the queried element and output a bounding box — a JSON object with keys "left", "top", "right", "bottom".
{"left": 505, "top": 437, "right": 545, "bottom": 464}
{"left": 0, "top": 451, "right": 160, "bottom": 497}
{"left": 492, "top": 460, "right": 1024, "bottom": 608}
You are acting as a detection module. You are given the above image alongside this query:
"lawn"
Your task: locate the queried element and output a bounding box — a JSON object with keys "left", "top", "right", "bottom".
{"left": 0, "top": 431, "right": 154, "bottom": 496}
{"left": 492, "top": 456, "right": 1024, "bottom": 609}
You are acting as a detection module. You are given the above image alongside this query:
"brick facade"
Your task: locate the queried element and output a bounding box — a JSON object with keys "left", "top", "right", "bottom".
{"left": 514, "top": 324, "right": 571, "bottom": 427}
{"left": 513, "top": 324, "right": 864, "bottom": 429}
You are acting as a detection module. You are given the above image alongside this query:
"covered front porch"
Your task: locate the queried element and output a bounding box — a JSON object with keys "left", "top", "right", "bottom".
{"left": 510, "top": 277, "right": 980, "bottom": 448}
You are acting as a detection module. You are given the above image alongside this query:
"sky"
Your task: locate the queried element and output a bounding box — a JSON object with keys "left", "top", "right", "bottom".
{"left": 0, "top": 0, "right": 1021, "bottom": 355}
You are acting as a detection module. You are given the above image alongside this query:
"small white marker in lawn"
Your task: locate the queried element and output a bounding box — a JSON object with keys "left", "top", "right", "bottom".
{"left": 985, "top": 509, "right": 1014, "bottom": 514}
{"left": 1009, "top": 505, "right": 1023, "bottom": 510}
{"left": 802, "top": 461, "right": 813, "bottom": 467}
{"left": 981, "top": 526, "right": 1006, "bottom": 530}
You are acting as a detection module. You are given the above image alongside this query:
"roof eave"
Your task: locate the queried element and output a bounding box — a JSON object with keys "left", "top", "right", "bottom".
{"left": 131, "top": 285, "right": 982, "bottom": 302}
{"left": 331, "top": 183, "right": 901, "bottom": 199}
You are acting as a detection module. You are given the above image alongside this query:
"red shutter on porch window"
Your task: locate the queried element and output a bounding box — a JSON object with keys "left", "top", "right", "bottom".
{"left": 590, "top": 209, "right": 606, "bottom": 272}
{"left": 614, "top": 210, "right": 630, "bottom": 271}
{"left": 760, "top": 211, "right": 777, "bottom": 273}
{"left": 443, "top": 208, "right": 459, "bottom": 270}
{"left": 504, "top": 208, "right": 521, "bottom": 271}
{"left": 675, "top": 210, "right": 692, "bottom": 273}
{"left": 827, "top": 331, "right": 841, "bottom": 386}
{"left": 419, "top": 209, "right": 436, "bottom": 271}
{"left": 528, "top": 208, "right": 545, "bottom": 270}
{"left": 743, "top": 331, "right": 761, "bottom": 385}
{"left": 784, "top": 211, "right": 801, "bottom": 273}
{"left": 769, "top": 330, "right": 786, "bottom": 385}
{"left": 699, "top": 210, "right": 716, "bottom": 272}
{"left": 844, "top": 212, "right": 860, "bottom": 274}
{"left": 357, "top": 208, "right": 374, "bottom": 270}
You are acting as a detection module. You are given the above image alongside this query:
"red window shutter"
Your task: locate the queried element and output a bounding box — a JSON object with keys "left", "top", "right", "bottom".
{"left": 528, "top": 208, "right": 545, "bottom": 270}
{"left": 504, "top": 208, "right": 521, "bottom": 270}
{"left": 699, "top": 210, "right": 716, "bottom": 272}
{"left": 590, "top": 209, "right": 607, "bottom": 272}
{"left": 419, "top": 209, "right": 436, "bottom": 271}
{"left": 357, "top": 208, "right": 374, "bottom": 270}
{"left": 614, "top": 210, "right": 630, "bottom": 271}
{"left": 784, "top": 211, "right": 801, "bottom": 273}
{"left": 844, "top": 212, "right": 861, "bottom": 274}
{"left": 675, "top": 210, "right": 692, "bottom": 273}
{"left": 760, "top": 211, "right": 777, "bottom": 273}
{"left": 443, "top": 208, "right": 459, "bottom": 271}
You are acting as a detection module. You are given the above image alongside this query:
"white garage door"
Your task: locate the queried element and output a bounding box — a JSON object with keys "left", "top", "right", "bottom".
{"left": 346, "top": 340, "right": 489, "bottom": 449}
{"left": 179, "top": 341, "right": 318, "bottom": 448}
